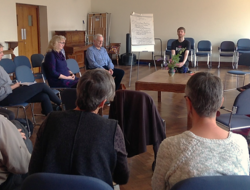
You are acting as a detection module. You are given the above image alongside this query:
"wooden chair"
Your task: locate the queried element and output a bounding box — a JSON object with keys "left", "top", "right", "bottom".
{"left": 107, "top": 43, "right": 121, "bottom": 66}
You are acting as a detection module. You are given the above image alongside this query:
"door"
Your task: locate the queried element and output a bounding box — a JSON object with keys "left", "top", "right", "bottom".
{"left": 16, "top": 4, "right": 39, "bottom": 62}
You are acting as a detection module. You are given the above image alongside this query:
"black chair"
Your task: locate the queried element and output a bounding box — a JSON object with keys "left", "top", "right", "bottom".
{"left": 21, "top": 173, "right": 113, "bottom": 190}
{"left": 216, "top": 88, "right": 250, "bottom": 131}
{"left": 109, "top": 90, "right": 166, "bottom": 170}
{"left": 31, "top": 54, "right": 44, "bottom": 81}
{"left": 218, "top": 41, "right": 235, "bottom": 69}
{"left": 60, "top": 88, "right": 77, "bottom": 110}
{"left": 170, "top": 176, "right": 250, "bottom": 190}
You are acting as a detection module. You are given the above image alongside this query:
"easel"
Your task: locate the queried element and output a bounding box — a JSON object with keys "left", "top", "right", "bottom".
{"left": 129, "top": 12, "right": 156, "bottom": 86}
{"left": 129, "top": 46, "right": 157, "bottom": 86}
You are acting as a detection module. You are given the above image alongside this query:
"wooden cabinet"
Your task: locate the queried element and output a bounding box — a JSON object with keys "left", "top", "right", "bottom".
{"left": 55, "top": 30, "right": 91, "bottom": 68}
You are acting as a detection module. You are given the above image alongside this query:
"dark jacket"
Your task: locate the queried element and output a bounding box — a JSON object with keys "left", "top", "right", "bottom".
{"left": 109, "top": 90, "right": 166, "bottom": 159}
{"left": 29, "top": 110, "right": 128, "bottom": 187}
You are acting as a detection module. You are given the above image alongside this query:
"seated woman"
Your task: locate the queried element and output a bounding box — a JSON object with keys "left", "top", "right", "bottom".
{"left": 152, "top": 72, "right": 249, "bottom": 190}
{"left": 44, "top": 35, "right": 78, "bottom": 88}
{"left": 29, "top": 69, "right": 129, "bottom": 187}
{"left": 0, "top": 44, "right": 61, "bottom": 116}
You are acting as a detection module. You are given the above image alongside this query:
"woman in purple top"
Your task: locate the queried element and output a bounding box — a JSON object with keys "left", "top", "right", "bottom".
{"left": 44, "top": 35, "right": 79, "bottom": 88}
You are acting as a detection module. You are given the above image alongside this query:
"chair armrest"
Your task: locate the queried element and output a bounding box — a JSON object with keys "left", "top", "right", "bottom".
{"left": 220, "top": 106, "right": 232, "bottom": 113}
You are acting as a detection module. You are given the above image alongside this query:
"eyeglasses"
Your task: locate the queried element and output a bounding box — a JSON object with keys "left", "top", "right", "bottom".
{"left": 58, "top": 42, "right": 65, "bottom": 45}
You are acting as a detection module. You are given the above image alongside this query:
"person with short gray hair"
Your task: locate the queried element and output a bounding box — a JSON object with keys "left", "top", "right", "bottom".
{"left": 29, "top": 69, "right": 129, "bottom": 188}
{"left": 152, "top": 72, "right": 249, "bottom": 190}
{"left": 86, "top": 34, "right": 124, "bottom": 90}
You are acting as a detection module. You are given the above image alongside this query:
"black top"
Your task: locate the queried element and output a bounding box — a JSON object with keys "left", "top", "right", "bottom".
{"left": 171, "top": 39, "right": 191, "bottom": 65}
{"left": 29, "top": 110, "right": 129, "bottom": 187}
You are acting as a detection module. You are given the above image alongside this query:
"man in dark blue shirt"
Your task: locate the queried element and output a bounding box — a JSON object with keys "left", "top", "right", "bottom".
{"left": 86, "top": 34, "right": 124, "bottom": 90}
{"left": 171, "top": 27, "right": 191, "bottom": 73}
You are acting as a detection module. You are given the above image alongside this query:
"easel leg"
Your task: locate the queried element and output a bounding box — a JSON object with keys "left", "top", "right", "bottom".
{"left": 137, "top": 52, "right": 140, "bottom": 80}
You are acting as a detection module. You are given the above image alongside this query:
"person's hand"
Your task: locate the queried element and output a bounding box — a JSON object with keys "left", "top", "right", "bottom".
{"left": 11, "top": 82, "right": 21, "bottom": 90}
{"left": 108, "top": 69, "right": 113, "bottom": 75}
{"left": 176, "top": 62, "right": 184, "bottom": 68}
{"left": 18, "top": 129, "right": 26, "bottom": 140}
{"left": 71, "top": 74, "right": 75, "bottom": 80}
{"left": 67, "top": 76, "right": 74, "bottom": 80}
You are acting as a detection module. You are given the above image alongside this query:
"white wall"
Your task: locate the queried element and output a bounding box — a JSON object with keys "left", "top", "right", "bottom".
{"left": 91, "top": 0, "right": 250, "bottom": 61}
{"left": 0, "top": 0, "right": 91, "bottom": 56}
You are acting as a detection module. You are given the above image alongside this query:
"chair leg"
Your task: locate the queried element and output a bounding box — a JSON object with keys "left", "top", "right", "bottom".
{"left": 207, "top": 56, "right": 210, "bottom": 68}
{"left": 218, "top": 56, "right": 220, "bottom": 68}
{"left": 116, "top": 54, "right": 119, "bottom": 66}
{"left": 22, "top": 106, "right": 31, "bottom": 137}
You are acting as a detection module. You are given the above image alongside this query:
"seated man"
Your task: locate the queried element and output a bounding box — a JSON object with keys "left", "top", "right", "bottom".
{"left": 171, "top": 27, "right": 191, "bottom": 73}
{"left": 0, "top": 114, "right": 31, "bottom": 190}
{"left": 152, "top": 72, "right": 249, "bottom": 190}
{"left": 86, "top": 34, "right": 124, "bottom": 90}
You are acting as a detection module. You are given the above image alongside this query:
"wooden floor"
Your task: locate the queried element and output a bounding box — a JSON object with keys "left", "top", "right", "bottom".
{"left": 17, "top": 63, "right": 249, "bottom": 190}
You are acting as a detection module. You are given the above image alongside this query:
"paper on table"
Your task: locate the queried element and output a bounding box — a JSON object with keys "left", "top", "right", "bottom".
{"left": 20, "top": 81, "right": 37, "bottom": 86}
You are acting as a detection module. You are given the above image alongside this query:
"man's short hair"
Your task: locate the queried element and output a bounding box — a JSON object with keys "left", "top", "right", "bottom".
{"left": 177, "top": 27, "right": 186, "bottom": 33}
{"left": 0, "top": 43, "right": 3, "bottom": 48}
{"left": 185, "top": 72, "right": 223, "bottom": 118}
{"left": 94, "top": 34, "right": 103, "bottom": 40}
{"left": 76, "top": 69, "right": 115, "bottom": 112}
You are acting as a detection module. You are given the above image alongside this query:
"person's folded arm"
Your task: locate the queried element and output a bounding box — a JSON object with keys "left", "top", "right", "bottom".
{"left": 0, "top": 116, "right": 31, "bottom": 174}
{"left": 113, "top": 124, "right": 129, "bottom": 184}
{"left": 86, "top": 48, "right": 104, "bottom": 69}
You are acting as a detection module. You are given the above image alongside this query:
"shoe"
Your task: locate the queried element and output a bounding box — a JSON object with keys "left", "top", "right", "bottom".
{"left": 187, "top": 70, "right": 192, "bottom": 73}
{"left": 237, "top": 87, "right": 245, "bottom": 92}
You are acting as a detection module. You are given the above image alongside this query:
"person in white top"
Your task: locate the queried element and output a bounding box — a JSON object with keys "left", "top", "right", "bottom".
{"left": 152, "top": 72, "right": 249, "bottom": 190}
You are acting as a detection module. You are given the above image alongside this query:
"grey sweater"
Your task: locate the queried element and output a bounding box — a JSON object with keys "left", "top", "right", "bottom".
{"left": 0, "top": 66, "right": 12, "bottom": 101}
{"left": 152, "top": 131, "right": 250, "bottom": 190}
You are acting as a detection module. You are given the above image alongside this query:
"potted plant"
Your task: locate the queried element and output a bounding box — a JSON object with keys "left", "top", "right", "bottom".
{"left": 167, "top": 48, "right": 186, "bottom": 76}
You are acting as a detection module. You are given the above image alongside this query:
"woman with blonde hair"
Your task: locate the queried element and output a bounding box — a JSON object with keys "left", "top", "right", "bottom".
{"left": 44, "top": 35, "right": 78, "bottom": 88}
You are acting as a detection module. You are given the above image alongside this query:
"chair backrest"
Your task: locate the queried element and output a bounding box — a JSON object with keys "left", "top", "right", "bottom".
{"left": 14, "top": 56, "right": 32, "bottom": 68}
{"left": 170, "top": 176, "right": 250, "bottom": 190}
{"left": 185, "top": 37, "right": 195, "bottom": 50}
{"left": 31, "top": 54, "right": 44, "bottom": 68}
{"left": 0, "top": 58, "right": 16, "bottom": 74}
{"left": 66, "top": 59, "right": 81, "bottom": 76}
{"left": 238, "top": 52, "right": 250, "bottom": 66}
{"left": 109, "top": 43, "right": 121, "bottom": 54}
{"left": 15, "top": 65, "right": 35, "bottom": 82}
{"left": 237, "top": 38, "right": 250, "bottom": 51}
{"left": 60, "top": 88, "right": 77, "bottom": 110}
{"left": 21, "top": 173, "right": 113, "bottom": 190}
{"left": 197, "top": 40, "right": 212, "bottom": 51}
{"left": 85, "top": 57, "right": 90, "bottom": 70}
{"left": 167, "top": 39, "right": 175, "bottom": 50}
{"left": 220, "top": 41, "right": 235, "bottom": 52}
{"left": 233, "top": 88, "right": 250, "bottom": 115}
{"left": 41, "top": 62, "right": 47, "bottom": 81}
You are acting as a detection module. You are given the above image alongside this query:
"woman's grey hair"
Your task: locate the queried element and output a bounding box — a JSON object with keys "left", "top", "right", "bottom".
{"left": 47, "top": 35, "right": 66, "bottom": 52}
{"left": 94, "top": 34, "right": 103, "bottom": 40}
{"left": 185, "top": 72, "right": 223, "bottom": 118}
{"left": 76, "top": 69, "right": 115, "bottom": 111}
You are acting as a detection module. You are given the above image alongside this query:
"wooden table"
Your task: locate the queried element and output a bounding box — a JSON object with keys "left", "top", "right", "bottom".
{"left": 135, "top": 70, "right": 192, "bottom": 129}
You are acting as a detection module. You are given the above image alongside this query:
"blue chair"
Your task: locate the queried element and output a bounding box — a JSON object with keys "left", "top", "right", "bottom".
{"left": 217, "top": 88, "right": 250, "bottom": 131}
{"left": 224, "top": 53, "right": 250, "bottom": 91}
{"left": 66, "top": 59, "right": 82, "bottom": 77}
{"left": 165, "top": 39, "right": 175, "bottom": 62}
{"left": 171, "top": 176, "right": 250, "bottom": 190}
{"left": 236, "top": 38, "right": 250, "bottom": 54}
{"left": 31, "top": 54, "right": 45, "bottom": 81}
{"left": 195, "top": 40, "right": 212, "bottom": 68}
{"left": 218, "top": 41, "right": 235, "bottom": 69}
{"left": 14, "top": 55, "right": 31, "bottom": 68}
{"left": 185, "top": 37, "right": 195, "bottom": 67}
{"left": 21, "top": 173, "right": 113, "bottom": 190}
{"left": 0, "top": 58, "right": 16, "bottom": 74}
